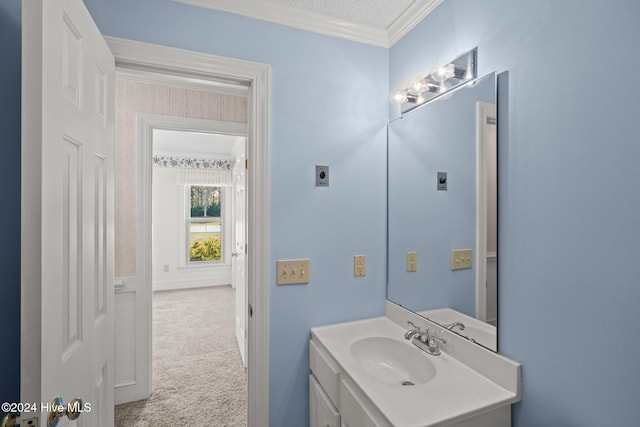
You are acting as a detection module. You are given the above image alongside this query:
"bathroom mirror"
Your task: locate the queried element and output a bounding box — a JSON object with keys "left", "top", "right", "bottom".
{"left": 387, "top": 73, "right": 498, "bottom": 351}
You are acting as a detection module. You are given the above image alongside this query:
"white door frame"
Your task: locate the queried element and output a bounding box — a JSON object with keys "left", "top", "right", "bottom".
{"left": 475, "top": 101, "right": 496, "bottom": 324}
{"left": 107, "top": 37, "right": 271, "bottom": 424}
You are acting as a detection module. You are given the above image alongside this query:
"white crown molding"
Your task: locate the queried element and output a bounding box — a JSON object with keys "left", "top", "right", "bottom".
{"left": 388, "top": 0, "right": 443, "bottom": 46}
{"left": 176, "top": 0, "right": 442, "bottom": 48}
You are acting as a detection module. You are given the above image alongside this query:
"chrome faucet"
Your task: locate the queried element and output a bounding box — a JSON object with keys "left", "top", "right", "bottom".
{"left": 404, "top": 321, "right": 422, "bottom": 339}
{"left": 404, "top": 321, "right": 446, "bottom": 356}
{"left": 444, "top": 321, "right": 466, "bottom": 332}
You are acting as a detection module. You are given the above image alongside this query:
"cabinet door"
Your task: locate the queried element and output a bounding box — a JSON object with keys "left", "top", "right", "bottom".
{"left": 310, "top": 375, "right": 340, "bottom": 427}
{"left": 340, "top": 378, "right": 391, "bottom": 427}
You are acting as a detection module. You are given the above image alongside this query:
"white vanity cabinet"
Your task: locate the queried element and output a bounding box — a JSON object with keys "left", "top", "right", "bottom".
{"left": 310, "top": 338, "right": 391, "bottom": 427}
{"left": 310, "top": 374, "right": 340, "bottom": 427}
{"left": 310, "top": 310, "right": 521, "bottom": 427}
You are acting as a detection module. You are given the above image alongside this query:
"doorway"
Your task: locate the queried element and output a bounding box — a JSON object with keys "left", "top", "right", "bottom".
{"left": 115, "top": 127, "right": 248, "bottom": 425}
{"left": 106, "top": 37, "right": 271, "bottom": 425}
{"left": 21, "top": 6, "right": 270, "bottom": 426}
{"left": 112, "top": 69, "right": 250, "bottom": 402}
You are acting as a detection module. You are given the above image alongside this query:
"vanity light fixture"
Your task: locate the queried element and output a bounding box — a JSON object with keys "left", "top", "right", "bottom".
{"left": 393, "top": 48, "right": 477, "bottom": 114}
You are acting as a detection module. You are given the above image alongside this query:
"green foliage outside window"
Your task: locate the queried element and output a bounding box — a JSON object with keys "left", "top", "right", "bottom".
{"left": 190, "top": 186, "right": 221, "bottom": 217}
{"left": 189, "top": 238, "right": 221, "bottom": 261}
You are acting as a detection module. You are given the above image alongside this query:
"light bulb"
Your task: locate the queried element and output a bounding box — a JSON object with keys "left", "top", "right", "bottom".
{"left": 432, "top": 64, "right": 455, "bottom": 82}
{"left": 393, "top": 90, "right": 410, "bottom": 103}
{"left": 413, "top": 78, "right": 429, "bottom": 93}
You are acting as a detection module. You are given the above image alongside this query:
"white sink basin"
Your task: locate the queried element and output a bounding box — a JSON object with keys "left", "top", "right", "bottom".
{"left": 349, "top": 337, "right": 436, "bottom": 386}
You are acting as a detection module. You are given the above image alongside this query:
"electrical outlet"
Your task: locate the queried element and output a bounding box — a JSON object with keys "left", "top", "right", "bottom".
{"left": 407, "top": 252, "right": 417, "bottom": 272}
{"left": 354, "top": 255, "right": 366, "bottom": 277}
{"left": 277, "top": 259, "right": 310, "bottom": 285}
{"left": 450, "top": 249, "right": 472, "bottom": 270}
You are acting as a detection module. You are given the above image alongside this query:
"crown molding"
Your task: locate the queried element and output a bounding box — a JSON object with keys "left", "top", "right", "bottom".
{"left": 388, "top": 0, "right": 443, "bottom": 46}
{"left": 176, "top": 0, "right": 443, "bottom": 48}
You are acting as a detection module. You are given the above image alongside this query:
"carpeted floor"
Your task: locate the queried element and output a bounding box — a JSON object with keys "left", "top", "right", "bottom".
{"left": 115, "top": 286, "right": 247, "bottom": 427}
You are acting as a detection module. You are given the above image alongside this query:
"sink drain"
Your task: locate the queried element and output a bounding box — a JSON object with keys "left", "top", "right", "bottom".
{"left": 401, "top": 380, "right": 415, "bottom": 386}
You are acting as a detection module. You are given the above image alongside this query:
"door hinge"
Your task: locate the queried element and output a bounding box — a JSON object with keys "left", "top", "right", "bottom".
{"left": 245, "top": 243, "right": 248, "bottom": 254}
{"left": 248, "top": 304, "right": 253, "bottom": 317}
{"left": 245, "top": 159, "right": 248, "bottom": 170}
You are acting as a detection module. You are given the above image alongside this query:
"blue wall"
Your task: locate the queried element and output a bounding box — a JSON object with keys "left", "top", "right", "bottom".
{"left": 82, "top": 1, "right": 389, "bottom": 425}
{"left": 391, "top": 1, "right": 640, "bottom": 425}
{"left": 7, "top": 1, "right": 639, "bottom": 425}
{"left": 0, "top": 0, "right": 21, "bottom": 411}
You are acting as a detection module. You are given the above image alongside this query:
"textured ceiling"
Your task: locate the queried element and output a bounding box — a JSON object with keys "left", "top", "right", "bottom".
{"left": 272, "top": 0, "right": 416, "bottom": 28}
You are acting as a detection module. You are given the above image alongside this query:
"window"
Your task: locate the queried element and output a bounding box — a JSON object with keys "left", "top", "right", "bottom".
{"left": 188, "top": 185, "right": 222, "bottom": 263}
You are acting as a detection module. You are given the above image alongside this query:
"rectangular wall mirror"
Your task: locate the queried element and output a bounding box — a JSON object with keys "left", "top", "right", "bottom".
{"left": 387, "top": 72, "right": 498, "bottom": 351}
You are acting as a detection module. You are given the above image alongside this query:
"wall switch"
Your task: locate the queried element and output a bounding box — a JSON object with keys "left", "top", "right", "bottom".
{"left": 277, "top": 259, "right": 310, "bottom": 285}
{"left": 437, "top": 172, "right": 448, "bottom": 191}
{"left": 315, "top": 165, "right": 329, "bottom": 187}
{"left": 407, "top": 252, "right": 417, "bottom": 272}
{"left": 354, "top": 255, "right": 366, "bottom": 277}
{"left": 450, "top": 249, "right": 472, "bottom": 270}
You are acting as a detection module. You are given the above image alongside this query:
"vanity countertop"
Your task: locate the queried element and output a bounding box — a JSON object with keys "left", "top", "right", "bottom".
{"left": 311, "top": 316, "right": 520, "bottom": 427}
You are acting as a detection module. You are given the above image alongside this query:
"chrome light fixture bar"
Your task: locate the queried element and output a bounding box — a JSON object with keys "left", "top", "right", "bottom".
{"left": 394, "top": 48, "right": 477, "bottom": 114}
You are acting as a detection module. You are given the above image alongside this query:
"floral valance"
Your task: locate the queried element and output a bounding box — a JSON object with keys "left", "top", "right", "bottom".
{"left": 152, "top": 155, "right": 233, "bottom": 171}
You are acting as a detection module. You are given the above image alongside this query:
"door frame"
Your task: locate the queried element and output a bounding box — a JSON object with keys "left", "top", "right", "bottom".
{"left": 475, "top": 101, "right": 496, "bottom": 325}
{"left": 119, "top": 113, "right": 247, "bottom": 402}
{"left": 107, "top": 36, "right": 271, "bottom": 424}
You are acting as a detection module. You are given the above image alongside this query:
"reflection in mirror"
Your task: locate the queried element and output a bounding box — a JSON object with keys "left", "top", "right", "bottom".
{"left": 387, "top": 73, "right": 498, "bottom": 351}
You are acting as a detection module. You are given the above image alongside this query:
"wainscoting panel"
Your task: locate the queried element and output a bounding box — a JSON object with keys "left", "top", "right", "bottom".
{"left": 114, "top": 276, "right": 146, "bottom": 404}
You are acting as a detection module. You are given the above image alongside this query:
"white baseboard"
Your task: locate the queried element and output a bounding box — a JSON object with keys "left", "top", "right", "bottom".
{"left": 152, "top": 278, "right": 231, "bottom": 291}
{"left": 153, "top": 264, "right": 231, "bottom": 291}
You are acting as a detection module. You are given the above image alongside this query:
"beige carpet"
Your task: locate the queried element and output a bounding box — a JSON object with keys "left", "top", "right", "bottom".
{"left": 115, "top": 286, "right": 247, "bottom": 427}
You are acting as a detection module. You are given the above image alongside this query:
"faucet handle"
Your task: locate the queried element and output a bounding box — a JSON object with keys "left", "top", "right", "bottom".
{"left": 428, "top": 329, "right": 446, "bottom": 346}
{"left": 407, "top": 320, "right": 422, "bottom": 331}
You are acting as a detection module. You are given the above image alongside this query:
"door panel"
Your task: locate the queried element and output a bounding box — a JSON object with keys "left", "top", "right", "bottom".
{"left": 22, "top": 1, "right": 115, "bottom": 425}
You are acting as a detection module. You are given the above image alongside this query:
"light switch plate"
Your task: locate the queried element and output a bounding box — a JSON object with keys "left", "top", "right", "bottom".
{"left": 277, "top": 259, "right": 310, "bottom": 285}
{"left": 450, "top": 249, "right": 472, "bottom": 270}
{"left": 437, "top": 172, "right": 447, "bottom": 191}
{"left": 316, "top": 165, "right": 329, "bottom": 186}
{"left": 407, "top": 252, "right": 417, "bottom": 272}
{"left": 354, "top": 255, "right": 366, "bottom": 277}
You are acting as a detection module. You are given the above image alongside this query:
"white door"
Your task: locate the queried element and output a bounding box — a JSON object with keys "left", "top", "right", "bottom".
{"left": 232, "top": 139, "right": 248, "bottom": 366}
{"left": 22, "top": 1, "right": 115, "bottom": 426}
